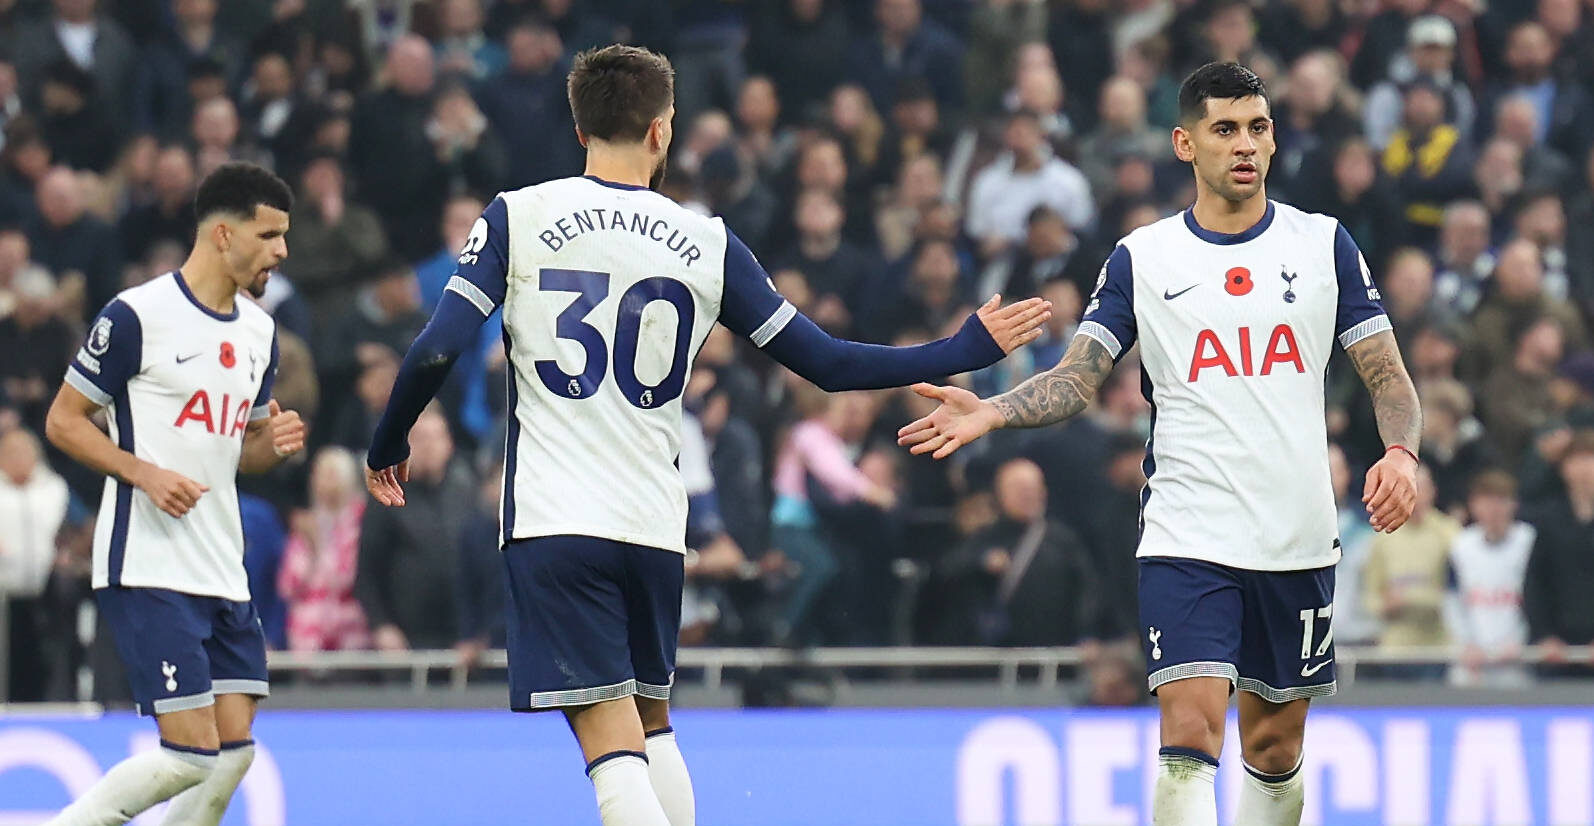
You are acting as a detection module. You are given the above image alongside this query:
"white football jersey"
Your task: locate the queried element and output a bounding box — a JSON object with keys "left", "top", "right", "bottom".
{"left": 1078, "top": 201, "right": 1390, "bottom": 571}
{"left": 1447, "top": 522, "right": 1535, "bottom": 650}
{"left": 66, "top": 272, "right": 278, "bottom": 600}
{"left": 444, "top": 177, "right": 794, "bottom": 553}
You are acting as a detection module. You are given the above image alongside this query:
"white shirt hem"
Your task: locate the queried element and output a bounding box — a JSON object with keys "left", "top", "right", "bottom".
{"left": 1135, "top": 545, "right": 1342, "bottom": 572}
{"left": 504, "top": 524, "right": 688, "bottom": 555}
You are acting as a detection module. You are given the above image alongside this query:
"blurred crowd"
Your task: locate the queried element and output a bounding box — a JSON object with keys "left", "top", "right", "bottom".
{"left": 2, "top": 0, "right": 1594, "bottom": 706}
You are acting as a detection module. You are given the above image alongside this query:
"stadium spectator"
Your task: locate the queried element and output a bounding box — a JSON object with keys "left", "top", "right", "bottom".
{"left": 0, "top": 426, "right": 69, "bottom": 701}
{"left": 1349, "top": 0, "right": 1434, "bottom": 89}
{"left": 25, "top": 165, "right": 120, "bottom": 320}
{"left": 1420, "top": 378, "right": 1499, "bottom": 515}
{"left": 768, "top": 389, "right": 895, "bottom": 646}
{"left": 1446, "top": 469, "right": 1535, "bottom": 687}
{"left": 0, "top": 268, "right": 73, "bottom": 438}
{"left": 37, "top": 60, "right": 118, "bottom": 173}
{"left": 11, "top": 0, "right": 137, "bottom": 125}
{"left": 926, "top": 457, "right": 1097, "bottom": 646}
{"left": 1075, "top": 76, "right": 1165, "bottom": 199}
{"left": 1432, "top": 200, "right": 1496, "bottom": 315}
{"left": 281, "top": 447, "right": 370, "bottom": 652}
{"left": 131, "top": 0, "right": 242, "bottom": 138}
{"left": 849, "top": 0, "right": 964, "bottom": 114}
{"left": 1480, "top": 316, "right": 1566, "bottom": 466}
{"left": 775, "top": 188, "right": 874, "bottom": 329}
{"left": 239, "top": 51, "right": 318, "bottom": 182}
{"left": 1363, "top": 15, "right": 1475, "bottom": 150}
{"left": 1294, "top": 136, "right": 1406, "bottom": 272}
{"left": 1382, "top": 80, "right": 1473, "bottom": 244}
{"left": 478, "top": 20, "right": 582, "bottom": 190}
{"left": 962, "top": 0, "right": 1046, "bottom": 117}
{"left": 747, "top": 0, "right": 853, "bottom": 123}
{"left": 1363, "top": 464, "right": 1461, "bottom": 678}
{"left": 1467, "top": 238, "right": 1587, "bottom": 383}
{"left": 348, "top": 35, "right": 446, "bottom": 259}
{"left": 116, "top": 144, "right": 196, "bottom": 263}
{"left": 1271, "top": 51, "right": 1360, "bottom": 197}
{"left": 284, "top": 152, "right": 391, "bottom": 346}
{"left": 1524, "top": 430, "right": 1594, "bottom": 676}
{"left": 434, "top": 0, "right": 506, "bottom": 82}
{"left": 1480, "top": 20, "right": 1594, "bottom": 160}
{"left": 965, "top": 109, "right": 1093, "bottom": 258}
{"left": 1380, "top": 247, "right": 1439, "bottom": 332}
{"left": 355, "top": 407, "right": 475, "bottom": 650}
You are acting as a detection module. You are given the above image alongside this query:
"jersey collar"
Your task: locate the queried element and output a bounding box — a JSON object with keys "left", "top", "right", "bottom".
{"left": 173, "top": 270, "right": 240, "bottom": 321}
{"left": 583, "top": 174, "right": 651, "bottom": 191}
{"left": 1182, "top": 201, "right": 1275, "bottom": 245}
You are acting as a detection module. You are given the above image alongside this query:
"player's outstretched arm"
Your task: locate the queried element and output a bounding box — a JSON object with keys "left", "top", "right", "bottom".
{"left": 240, "top": 399, "right": 306, "bottom": 473}
{"left": 1346, "top": 329, "right": 1422, "bottom": 532}
{"left": 44, "top": 383, "right": 209, "bottom": 518}
{"left": 757, "top": 294, "right": 1050, "bottom": 392}
{"left": 898, "top": 334, "right": 1115, "bottom": 459}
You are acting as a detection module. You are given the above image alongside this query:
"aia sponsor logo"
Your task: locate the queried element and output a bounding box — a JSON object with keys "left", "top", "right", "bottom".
{"left": 174, "top": 390, "right": 251, "bottom": 436}
{"left": 1187, "top": 324, "right": 1305, "bottom": 382}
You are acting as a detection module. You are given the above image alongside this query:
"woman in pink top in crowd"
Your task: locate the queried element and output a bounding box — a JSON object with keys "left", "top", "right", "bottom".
{"left": 280, "top": 446, "right": 372, "bottom": 652}
{"left": 769, "top": 384, "right": 896, "bottom": 645}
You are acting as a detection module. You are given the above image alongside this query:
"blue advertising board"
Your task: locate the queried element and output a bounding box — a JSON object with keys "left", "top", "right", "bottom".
{"left": 1, "top": 707, "right": 1590, "bottom": 824}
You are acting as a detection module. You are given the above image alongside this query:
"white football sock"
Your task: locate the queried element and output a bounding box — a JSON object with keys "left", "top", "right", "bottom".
{"left": 1235, "top": 755, "right": 1306, "bottom": 826}
{"left": 1153, "top": 747, "right": 1219, "bottom": 826}
{"left": 645, "top": 728, "right": 695, "bottom": 826}
{"left": 44, "top": 741, "right": 215, "bottom": 826}
{"left": 160, "top": 739, "right": 255, "bottom": 826}
{"left": 587, "top": 751, "right": 671, "bottom": 826}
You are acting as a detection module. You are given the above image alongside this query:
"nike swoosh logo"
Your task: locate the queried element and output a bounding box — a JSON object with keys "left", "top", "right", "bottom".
{"left": 175, "top": 353, "right": 202, "bottom": 364}
{"left": 1163, "top": 284, "right": 1199, "bottom": 300}
{"left": 1300, "top": 660, "right": 1333, "bottom": 677}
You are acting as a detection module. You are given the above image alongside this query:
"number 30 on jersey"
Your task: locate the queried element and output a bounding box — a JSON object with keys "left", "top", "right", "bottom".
{"left": 532, "top": 268, "right": 695, "bottom": 409}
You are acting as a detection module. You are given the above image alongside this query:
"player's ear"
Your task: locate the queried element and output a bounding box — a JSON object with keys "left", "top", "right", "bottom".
{"left": 1171, "top": 126, "right": 1196, "bottom": 163}
{"left": 574, "top": 126, "right": 588, "bottom": 149}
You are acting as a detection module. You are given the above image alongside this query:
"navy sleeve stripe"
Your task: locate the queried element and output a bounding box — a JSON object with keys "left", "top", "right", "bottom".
{"left": 749, "top": 300, "right": 795, "bottom": 347}
{"left": 65, "top": 366, "right": 112, "bottom": 406}
{"left": 1076, "top": 321, "right": 1123, "bottom": 358}
{"left": 447, "top": 275, "right": 497, "bottom": 316}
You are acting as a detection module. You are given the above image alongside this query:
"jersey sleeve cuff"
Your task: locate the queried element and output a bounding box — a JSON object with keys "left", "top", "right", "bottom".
{"left": 445, "top": 276, "right": 497, "bottom": 316}
{"left": 249, "top": 403, "right": 272, "bottom": 421}
{"left": 1076, "top": 321, "right": 1124, "bottom": 360}
{"left": 65, "top": 365, "right": 112, "bottom": 406}
{"left": 1338, "top": 314, "right": 1392, "bottom": 349}
{"left": 749, "top": 300, "right": 796, "bottom": 348}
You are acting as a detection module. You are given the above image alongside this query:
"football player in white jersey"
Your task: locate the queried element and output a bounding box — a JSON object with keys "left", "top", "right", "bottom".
{"left": 899, "top": 63, "right": 1423, "bottom": 826}
{"left": 362, "top": 45, "right": 1049, "bottom": 826}
{"left": 42, "top": 163, "right": 306, "bottom": 826}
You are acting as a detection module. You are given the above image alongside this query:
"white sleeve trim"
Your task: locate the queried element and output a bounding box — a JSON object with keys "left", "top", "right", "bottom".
{"left": 1338, "top": 314, "right": 1392, "bottom": 349}
{"left": 65, "top": 367, "right": 111, "bottom": 406}
{"left": 249, "top": 403, "right": 272, "bottom": 421}
{"left": 446, "top": 275, "right": 496, "bottom": 316}
{"left": 749, "top": 300, "right": 796, "bottom": 348}
{"left": 1076, "top": 321, "right": 1123, "bottom": 359}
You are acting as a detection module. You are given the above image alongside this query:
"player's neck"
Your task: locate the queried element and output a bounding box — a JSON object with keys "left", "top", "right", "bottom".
{"left": 584, "top": 150, "right": 653, "bottom": 190}
{"left": 1190, "top": 189, "right": 1269, "bottom": 235}
{"left": 178, "top": 254, "right": 238, "bottom": 316}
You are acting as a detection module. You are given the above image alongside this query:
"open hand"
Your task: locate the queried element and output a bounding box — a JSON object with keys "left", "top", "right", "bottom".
{"left": 365, "top": 460, "right": 409, "bottom": 507}
{"left": 896, "top": 383, "right": 1005, "bottom": 459}
{"left": 975, "top": 294, "right": 1052, "bottom": 354}
{"left": 1363, "top": 449, "right": 1418, "bottom": 532}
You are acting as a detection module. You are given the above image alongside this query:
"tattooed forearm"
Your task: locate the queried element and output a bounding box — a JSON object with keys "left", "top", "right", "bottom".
{"left": 1346, "top": 330, "right": 1422, "bottom": 451}
{"left": 991, "top": 335, "right": 1116, "bottom": 429}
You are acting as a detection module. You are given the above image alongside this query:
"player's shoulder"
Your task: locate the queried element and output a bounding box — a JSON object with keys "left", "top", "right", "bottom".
{"left": 1268, "top": 200, "right": 1342, "bottom": 240}
{"left": 112, "top": 271, "right": 178, "bottom": 313}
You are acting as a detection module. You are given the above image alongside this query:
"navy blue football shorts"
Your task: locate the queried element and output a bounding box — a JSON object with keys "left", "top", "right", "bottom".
{"left": 1138, "top": 556, "right": 1337, "bottom": 703}
{"left": 502, "top": 535, "right": 684, "bottom": 711}
{"left": 95, "top": 586, "right": 270, "bottom": 716}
